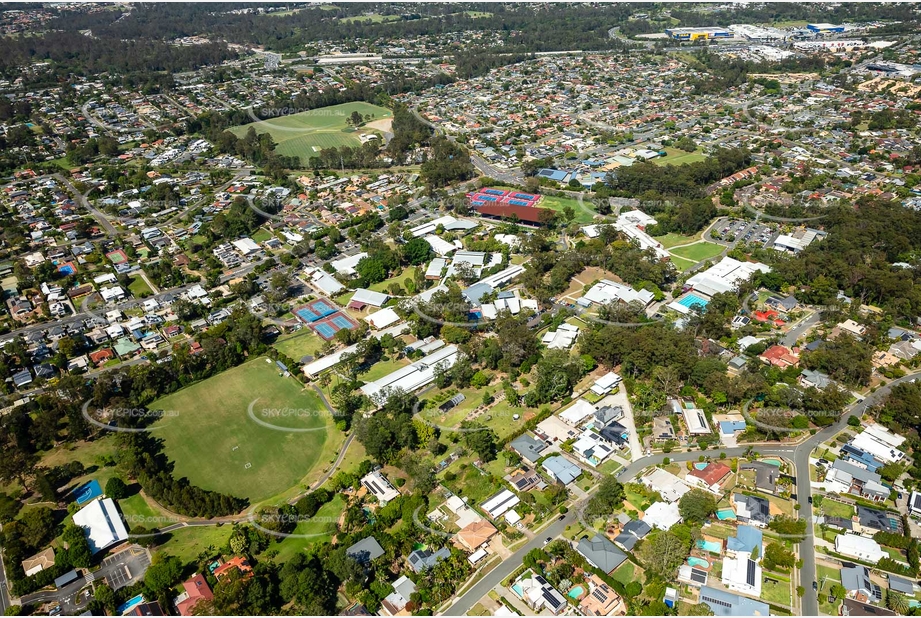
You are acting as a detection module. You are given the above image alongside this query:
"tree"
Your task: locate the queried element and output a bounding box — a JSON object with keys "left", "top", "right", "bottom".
{"left": 105, "top": 477, "right": 128, "bottom": 500}
{"left": 636, "top": 530, "right": 690, "bottom": 577}
{"left": 145, "top": 555, "right": 183, "bottom": 594}
{"left": 678, "top": 489, "right": 717, "bottom": 523}
{"left": 403, "top": 237, "right": 433, "bottom": 265}
{"left": 461, "top": 424, "right": 499, "bottom": 462}
{"left": 584, "top": 475, "right": 625, "bottom": 522}
{"left": 763, "top": 542, "right": 796, "bottom": 571}
{"left": 887, "top": 591, "right": 909, "bottom": 614}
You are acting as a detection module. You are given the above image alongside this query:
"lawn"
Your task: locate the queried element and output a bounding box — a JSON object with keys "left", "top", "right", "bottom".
{"left": 273, "top": 329, "right": 326, "bottom": 362}
{"left": 155, "top": 525, "right": 234, "bottom": 564}
{"left": 128, "top": 276, "right": 153, "bottom": 297}
{"left": 670, "top": 256, "right": 697, "bottom": 272}
{"left": 264, "top": 494, "right": 346, "bottom": 563}
{"left": 669, "top": 241, "right": 725, "bottom": 263}
{"left": 149, "top": 358, "right": 335, "bottom": 503}
{"left": 361, "top": 355, "right": 411, "bottom": 382}
{"left": 340, "top": 13, "right": 402, "bottom": 23}
{"left": 229, "top": 102, "right": 392, "bottom": 162}
{"left": 369, "top": 265, "right": 419, "bottom": 294}
{"left": 118, "top": 490, "right": 179, "bottom": 530}
{"left": 652, "top": 148, "right": 707, "bottom": 166}
{"left": 611, "top": 561, "right": 637, "bottom": 586}
{"left": 816, "top": 564, "right": 840, "bottom": 584}
{"left": 761, "top": 575, "right": 793, "bottom": 606}
{"left": 819, "top": 499, "right": 855, "bottom": 520}
{"left": 653, "top": 231, "right": 702, "bottom": 249}
{"left": 538, "top": 193, "right": 597, "bottom": 224}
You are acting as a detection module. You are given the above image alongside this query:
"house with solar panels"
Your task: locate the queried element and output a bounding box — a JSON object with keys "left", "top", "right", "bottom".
{"left": 361, "top": 470, "right": 400, "bottom": 505}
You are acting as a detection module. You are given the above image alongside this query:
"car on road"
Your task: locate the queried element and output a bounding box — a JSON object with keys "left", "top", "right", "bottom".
{"left": 813, "top": 581, "right": 818, "bottom": 591}
{"left": 558, "top": 514, "right": 566, "bottom": 521}
{"left": 808, "top": 496, "right": 813, "bottom": 504}
{"left": 791, "top": 493, "right": 797, "bottom": 500}
{"left": 544, "top": 537, "right": 552, "bottom": 546}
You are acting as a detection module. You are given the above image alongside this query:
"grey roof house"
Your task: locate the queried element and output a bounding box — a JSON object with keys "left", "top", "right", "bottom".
{"left": 509, "top": 433, "right": 547, "bottom": 463}
{"left": 576, "top": 534, "right": 627, "bottom": 574}
{"left": 407, "top": 547, "right": 451, "bottom": 573}
{"left": 346, "top": 537, "right": 385, "bottom": 565}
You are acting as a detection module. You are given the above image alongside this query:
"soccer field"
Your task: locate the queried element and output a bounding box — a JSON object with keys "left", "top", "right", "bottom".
{"left": 150, "top": 358, "right": 333, "bottom": 503}
{"left": 229, "top": 102, "right": 392, "bottom": 162}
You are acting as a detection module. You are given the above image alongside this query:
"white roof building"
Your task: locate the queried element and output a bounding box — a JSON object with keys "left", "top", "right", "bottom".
{"left": 851, "top": 424, "right": 906, "bottom": 464}
{"left": 590, "top": 372, "right": 622, "bottom": 396}
{"left": 643, "top": 501, "right": 682, "bottom": 531}
{"left": 305, "top": 267, "right": 346, "bottom": 295}
{"left": 360, "top": 344, "right": 459, "bottom": 403}
{"left": 361, "top": 470, "right": 400, "bottom": 505}
{"left": 835, "top": 534, "right": 886, "bottom": 564}
{"left": 722, "top": 555, "right": 762, "bottom": 597}
{"left": 581, "top": 279, "right": 655, "bottom": 308}
{"left": 685, "top": 257, "right": 771, "bottom": 298}
{"left": 641, "top": 468, "right": 691, "bottom": 503}
{"left": 560, "top": 399, "right": 596, "bottom": 426}
{"left": 72, "top": 498, "right": 129, "bottom": 554}
{"left": 350, "top": 288, "right": 389, "bottom": 308}
{"left": 683, "top": 406, "right": 712, "bottom": 435}
{"left": 424, "top": 235, "right": 458, "bottom": 257}
{"left": 232, "top": 238, "right": 261, "bottom": 255}
{"left": 330, "top": 252, "right": 368, "bottom": 277}
{"left": 573, "top": 431, "right": 615, "bottom": 466}
{"left": 364, "top": 307, "right": 401, "bottom": 330}
{"left": 542, "top": 323, "right": 579, "bottom": 350}
{"left": 482, "top": 489, "right": 521, "bottom": 519}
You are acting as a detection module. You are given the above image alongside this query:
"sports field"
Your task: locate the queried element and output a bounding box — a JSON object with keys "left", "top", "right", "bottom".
{"left": 669, "top": 241, "right": 724, "bottom": 262}
{"left": 229, "top": 102, "right": 391, "bottom": 161}
{"left": 150, "top": 358, "right": 332, "bottom": 503}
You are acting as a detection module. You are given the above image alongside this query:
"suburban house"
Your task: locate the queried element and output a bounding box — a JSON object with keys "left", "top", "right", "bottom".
{"left": 214, "top": 556, "right": 253, "bottom": 581}
{"left": 686, "top": 462, "right": 733, "bottom": 494}
{"left": 456, "top": 520, "right": 498, "bottom": 552}
{"left": 361, "top": 470, "right": 400, "bottom": 505}
{"left": 613, "top": 519, "right": 651, "bottom": 552}
{"left": 823, "top": 459, "right": 889, "bottom": 502}
{"left": 835, "top": 534, "right": 886, "bottom": 564}
{"left": 576, "top": 534, "right": 627, "bottom": 574}
{"left": 841, "top": 565, "right": 881, "bottom": 603}
{"left": 509, "top": 433, "right": 547, "bottom": 464}
{"left": 512, "top": 573, "right": 567, "bottom": 615}
{"left": 643, "top": 501, "right": 682, "bottom": 531}
{"left": 542, "top": 456, "right": 582, "bottom": 485}
{"left": 175, "top": 574, "right": 213, "bottom": 616}
{"left": 579, "top": 573, "right": 626, "bottom": 616}
{"left": 21, "top": 547, "right": 55, "bottom": 577}
{"left": 380, "top": 575, "right": 416, "bottom": 617}
{"left": 407, "top": 547, "right": 451, "bottom": 573}
{"left": 346, "top": 537, "right": 386, "bottom": 565}
{"left": 732, "top": 493, "right": 771, "bottom": 527}
{"left": 698, "top": 586, "right": 770, "bottom": 617}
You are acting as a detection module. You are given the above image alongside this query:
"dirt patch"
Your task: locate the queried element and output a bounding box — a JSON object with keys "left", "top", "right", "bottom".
{"left": 559, "top": 266, "right": 624, "bottom": 301}
{"left": 365, "top": 118, "right": 392, "bottom": 133}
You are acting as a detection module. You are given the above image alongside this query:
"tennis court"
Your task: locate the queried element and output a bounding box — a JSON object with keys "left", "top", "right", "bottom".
{"left": 310, "top": 311, "right": 358, "bottom": 340}
{"left": 294, "top": 298, "right": 338, "bottom": 324}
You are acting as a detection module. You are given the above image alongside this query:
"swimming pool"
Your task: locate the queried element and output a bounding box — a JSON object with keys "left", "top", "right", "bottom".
{"left": 762, "top": 458, "right": 782, "bottom": 467}
{"left": 716, "top": 508, "right": 737, "bottom": 520}
{"left": 567, "top": 586, "right": 585, "bottom": 599}
{"left": 687, "top": 557, "right": 710, "bottom": 568}
{"left": 697, "top": 539, "right": 722, "bottom": 553}
{"left": 677, "top": 293, "right": 709, "bottom": 310}
{"left": 694, "top": 462, "right": 709, "bottom": 470}
{"left": 116, "top": 595, "right": 144, "bottom": 615}
{"left": 512, "top": 583, "right": 524, "bottom": 597}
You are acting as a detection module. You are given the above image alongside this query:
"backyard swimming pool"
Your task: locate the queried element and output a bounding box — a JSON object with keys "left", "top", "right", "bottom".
{"left": 568, "top": 586, "right": 585, "bottom": 599}
{"left": 694, "top": 462, "right": 709, "bottom": 470}
{"left": 687, "top": 557, "right": 710, "bottom": 568}
{"left": 697, "top": 539, "right": 722, "bottom": 553}
{"left": 716, "top": 508, "right": 737, "bottom": 520}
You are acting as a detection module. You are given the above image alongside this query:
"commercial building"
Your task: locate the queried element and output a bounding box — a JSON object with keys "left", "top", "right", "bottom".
{"left": 360, "top": 344, "right": 459, "bottom": 403}
{"left": 685, "top": 257, "right": 771, "bottom": 298}
{"left": 665, "top": 27, "right": 734, "bottom": 41}
{"left": 807, "top": 22, "right": 845, "bottom": 33}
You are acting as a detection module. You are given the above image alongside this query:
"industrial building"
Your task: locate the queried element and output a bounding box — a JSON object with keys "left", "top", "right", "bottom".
{"left": 807, "top": 23, "right": 845, "bottom": 33}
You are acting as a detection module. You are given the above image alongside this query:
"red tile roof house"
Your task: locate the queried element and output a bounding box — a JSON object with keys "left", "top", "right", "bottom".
{"left": 758, "top": 345, "right": 800, "bottom": 368}
{"left": 88, "top": 348, "right": 116, "bottom": 366}
{"left": 214, "top": 556, "right": 253, "bottom": 581}
{"left": 176, "top": 573, "right": 213, "bottom": 616}
{"left": 686, "top": 462, "right": 733, "bottom": 494}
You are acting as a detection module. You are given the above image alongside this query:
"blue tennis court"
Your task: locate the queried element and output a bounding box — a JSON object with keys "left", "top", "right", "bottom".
{"left": 483, "top": 189, "right": 504, "bottom": 196}
{"left": 311, "top": 300, "right": 336, "bottom": 316}
{"left": 677, "top": 293, "right": 709, "bottom": 310}
{"left": 314, "top": 323, "right": 336, "bottom": 338}
{"left": 508, "top": 199, "right": 530, "bottom": 206}
{"left": 513, "top": 193, "right": 536, "bottom": 200}
{"left": 331, "top": 314, "right": 353, "bottom": 329}
{"left": 296, "top": 307, "right": 320, "bottom": 322}
{"left": 480, "top": 195, "right": 498, "bottom": 201}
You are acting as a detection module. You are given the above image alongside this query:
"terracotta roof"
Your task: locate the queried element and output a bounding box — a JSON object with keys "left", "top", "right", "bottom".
{"left": 456, "top": 519, "right": 498, "bottom": 550}
{"left": 688, "top": 462, "right": 732, "bottom": 488}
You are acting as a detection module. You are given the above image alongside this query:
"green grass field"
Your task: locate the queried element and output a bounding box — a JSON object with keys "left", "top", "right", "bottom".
{"left": 538, "top": 193, "right": 597, "bottom": 224}
{"left": 340, "top": 13, "right": 401, "bottom": 23}
{"left": 150, "top": 358, "right": 332, "bottom": 503}
{"left": 156, "top": 525, "right": 234, "bottom": 563}
{"left": 230, "top": 102, "right": 392, "bottom": 162}
{"left": 128, "top": 276, "right": 153, "bottom": 298}
{"left": 670, "top": 256, "right": 697, "bottom": 271}
{"left": 669, "top": 241, "right": 724, "bottom": 262}
{"left": 652, "top": 147, "right": 708, "bottom": 167}
{"left": 264, "top": 494, "right": 346, "bottom": 562}
{"left": 273, "top": 329, "right": 326, "bottom": 362}
{"left": 653, "top": 232, "right": 703, "bottom": 248}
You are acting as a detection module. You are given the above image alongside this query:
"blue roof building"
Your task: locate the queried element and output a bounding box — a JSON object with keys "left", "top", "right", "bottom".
{"left": 719, "top": 420, "right": 747, "bottom": 434}
{"left": 840, "top": 444, "right": 882, "bottom": 472}
{"left": 699, "top": 586, "right": 770, "bottom": 616}
{"left": 727, "top": 525, "right": 762, "bottom": 554}
{"left": 536, "top": 168, "right": 570, "bottom": 182}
